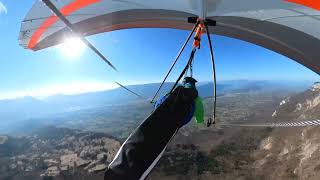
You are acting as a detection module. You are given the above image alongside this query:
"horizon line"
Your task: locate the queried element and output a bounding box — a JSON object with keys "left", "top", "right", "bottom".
{"left": 0, "top": 79, "right": 318, "bottom": 101}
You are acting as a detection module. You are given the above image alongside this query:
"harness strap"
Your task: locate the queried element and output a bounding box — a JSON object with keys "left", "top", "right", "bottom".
{"left": 169, "top": 48, "right": 197, "bottom": 94}
{"left": 150, "top": 21, "right": 200, "bottom": 103}
{"left": 151, "top": 18, "right": 218, "bottom": 128}
{"left": 193, "top": 22, "right": 205, "bottom": 49}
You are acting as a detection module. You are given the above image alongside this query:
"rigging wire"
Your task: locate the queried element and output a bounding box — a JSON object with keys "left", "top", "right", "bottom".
{"left": 114, "top": 82, "right": 147, "bottom": 100}
{"left": 150, "top": 22, "right": 200, "bottom": 103}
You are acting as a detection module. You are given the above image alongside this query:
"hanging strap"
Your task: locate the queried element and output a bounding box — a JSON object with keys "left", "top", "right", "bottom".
{"left": 193, "top": 22, "right": 205, "bottom": 49}
{"left": 151, "top": 18, "right": 218, "bottom": 127}
{"left": 204, "top": 23, "right": 217, "bottom": 127}
{"left": 153, "top": 19, "right": 206, "bottom": 100}
{"left": 169, "top": 48, "right": 197, "bottom": 94}
{"left": 150, "top": 22, "right": 200, "bottom": 103}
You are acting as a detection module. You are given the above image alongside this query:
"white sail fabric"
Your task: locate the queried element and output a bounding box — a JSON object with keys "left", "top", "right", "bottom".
{"left": 19, "top": 0, "right": 320, "bottom": 74}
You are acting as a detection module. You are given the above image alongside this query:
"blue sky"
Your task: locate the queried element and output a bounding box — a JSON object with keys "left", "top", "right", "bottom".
{"left": 0, "top": 0, "right": 318, "bottom": 99}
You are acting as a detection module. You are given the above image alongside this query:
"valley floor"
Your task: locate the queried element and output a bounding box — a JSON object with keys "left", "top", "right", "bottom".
{"left": 1, "top": 85, "right": 320, "bottom": 180}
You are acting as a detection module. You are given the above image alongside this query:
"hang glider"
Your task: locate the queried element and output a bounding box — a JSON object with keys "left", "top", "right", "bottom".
{"left": 19, "top": 0, "right": 320, "bottom": 75}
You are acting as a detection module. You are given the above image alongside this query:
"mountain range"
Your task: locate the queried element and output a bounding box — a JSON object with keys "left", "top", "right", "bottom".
{"left": 0, "top": 80, "right": 313, "bottom": 132}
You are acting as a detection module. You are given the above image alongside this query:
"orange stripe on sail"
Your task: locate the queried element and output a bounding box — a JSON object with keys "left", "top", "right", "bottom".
{"left": 28, "top": 0, "right": 101, "bottom": 49}
{"left": 286, "top": 0, "right": 320, "bottom": 11}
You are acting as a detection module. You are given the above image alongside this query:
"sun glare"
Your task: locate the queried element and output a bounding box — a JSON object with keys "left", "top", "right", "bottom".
{"left": 59, "top": 37, "right": 86, "bottom": 59}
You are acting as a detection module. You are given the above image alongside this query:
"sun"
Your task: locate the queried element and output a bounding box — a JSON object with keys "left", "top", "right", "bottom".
{"left": 59, "top": 37, "right": 86, "bottom": 59}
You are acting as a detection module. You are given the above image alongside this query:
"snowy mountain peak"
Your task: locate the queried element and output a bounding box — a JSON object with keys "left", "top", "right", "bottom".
{"left": 311, "top": 82, "right": 320, "bottom": 92}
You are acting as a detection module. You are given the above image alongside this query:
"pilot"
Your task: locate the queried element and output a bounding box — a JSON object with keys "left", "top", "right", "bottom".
{"left": 104, "top": 77, "right": 202, "bottom": 180}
